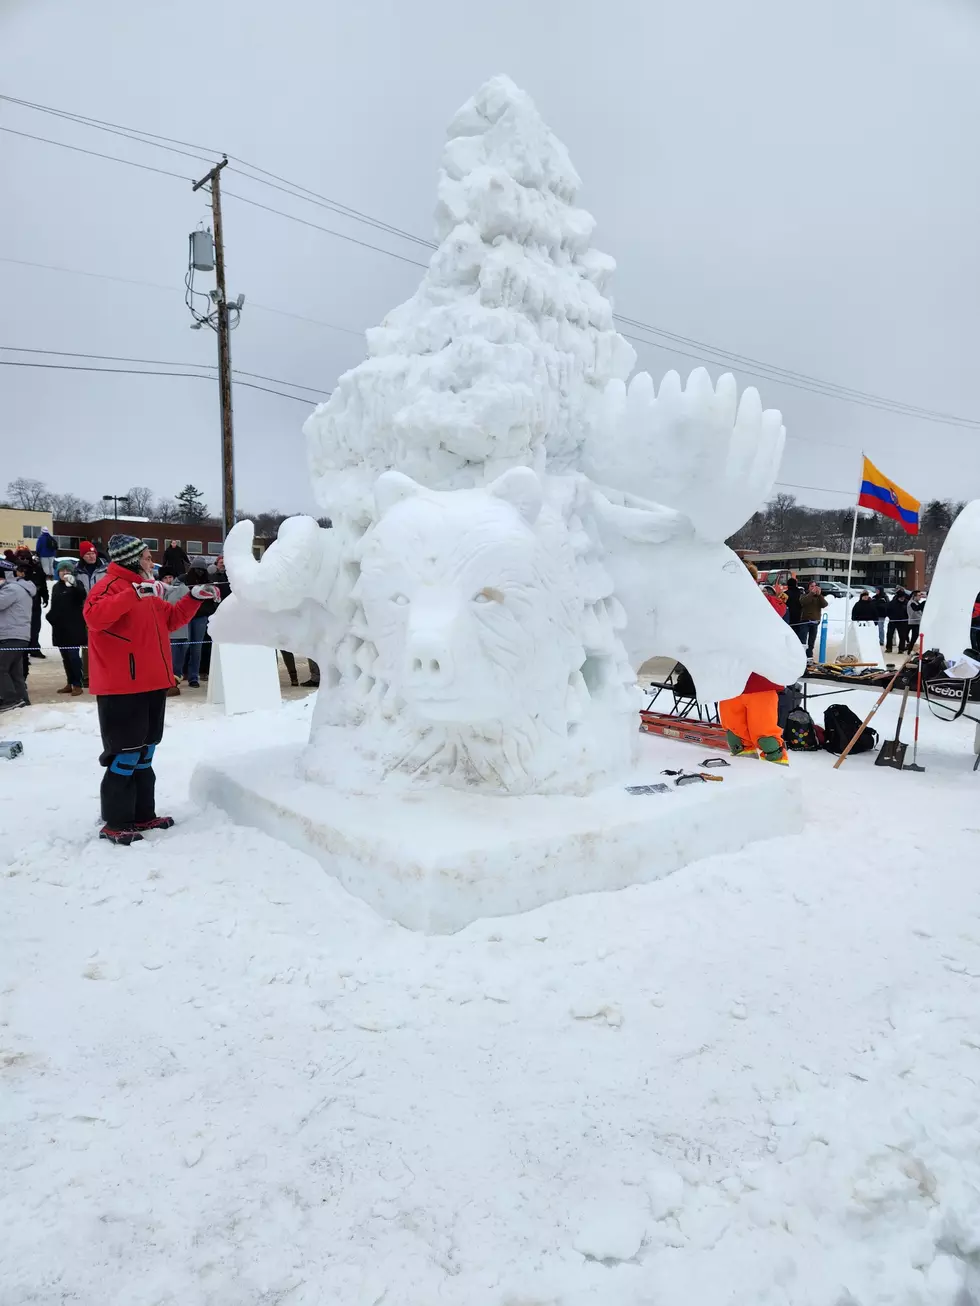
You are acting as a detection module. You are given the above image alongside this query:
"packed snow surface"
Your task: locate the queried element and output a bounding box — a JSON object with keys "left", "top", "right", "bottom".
{"left": 3, "top": 692, "right": 980, "bottom": 1304}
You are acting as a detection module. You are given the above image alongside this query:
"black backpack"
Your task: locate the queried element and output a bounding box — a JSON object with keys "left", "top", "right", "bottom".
{"left": 823, "top": 703, "right": 877, "bottom": 755}
{"left": 777, "top": 682, "right": 803, "bottom": 729}
{"left": 785, "top": 707, "right": 820, "bottom": 751}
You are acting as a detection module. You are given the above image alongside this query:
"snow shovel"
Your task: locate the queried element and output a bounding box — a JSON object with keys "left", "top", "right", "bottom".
{"left": 875, "top": 684, "right": 910, "bottom": 769}
{"left": 904, "top": 634, "right": 926, "bottom": 772}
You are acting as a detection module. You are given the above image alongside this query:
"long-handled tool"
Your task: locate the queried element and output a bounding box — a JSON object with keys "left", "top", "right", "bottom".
{"left": 904, "top": 633, "right": 926, "bottom": 772}
{"left": 876, "top": 684, "right": 910, "bottom": 768}
{"left": 833, "top": 665, "right": 903, "bottom": 770}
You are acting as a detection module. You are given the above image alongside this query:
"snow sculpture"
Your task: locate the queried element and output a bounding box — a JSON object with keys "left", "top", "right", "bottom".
{"left": 212, "top": 74, "right": 805, "bottom": 797}
{"left": 588, "top": 367, "right": 805, "bottom": 703}
{"left": 921, "top": 500, "right": 980, "bottom": 657}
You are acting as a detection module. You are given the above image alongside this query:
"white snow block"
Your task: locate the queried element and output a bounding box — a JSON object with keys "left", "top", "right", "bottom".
{"left": 193, "top": 735, "right": 803, "bottom": 933}
{"left": 841, "top": 620, "right": 884, "bottom": 665}
{"left": 207, "top": 643, "right": 281, "bottom": 715}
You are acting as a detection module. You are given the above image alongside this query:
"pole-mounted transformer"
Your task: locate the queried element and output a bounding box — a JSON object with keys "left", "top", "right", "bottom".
{"left": 190, "top": 228, "right": 215, "bottom": 272}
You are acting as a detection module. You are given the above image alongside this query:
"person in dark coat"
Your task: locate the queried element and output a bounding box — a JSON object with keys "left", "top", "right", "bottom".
{"left": 886, "top": 588, "right": 910, "bottom": 653}
{"left": 162, "top": 540, "right": 190, "bottom": 577}
{"left": 872, "top": 587, "right": 889, "bottom": 645}
{"left": 851, "top": 592, "right": 877, "bottom": 621}
{"left": 84, "top": 533, "right": 216, "bottom": 844}
{"left": 179, "top": 557, "right": 215, "bottom": 688}
{"left": 45, "top": 561, "right": 87, "bottom": 694}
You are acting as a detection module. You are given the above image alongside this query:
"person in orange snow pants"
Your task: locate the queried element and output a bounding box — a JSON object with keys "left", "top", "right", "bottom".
{"left": 719, "top": 672, "right": 786, "bottom": 763}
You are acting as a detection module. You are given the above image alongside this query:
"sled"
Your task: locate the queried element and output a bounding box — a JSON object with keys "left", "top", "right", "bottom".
{"left": 639, "top": 710, "right": 730, "bottom": 751}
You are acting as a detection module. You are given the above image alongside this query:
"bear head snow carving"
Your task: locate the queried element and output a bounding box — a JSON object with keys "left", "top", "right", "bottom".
{"left": 355, "top": 467, "right": 588, "bottom": 791}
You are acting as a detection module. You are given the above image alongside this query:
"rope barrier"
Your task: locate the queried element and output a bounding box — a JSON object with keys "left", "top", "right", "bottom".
{"left": 0, "top": 639, "right": 214, "bottom": 652}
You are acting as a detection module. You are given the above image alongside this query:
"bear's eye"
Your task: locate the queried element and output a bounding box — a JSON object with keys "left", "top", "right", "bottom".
{"left": 391, "top": 593, "right": 409, "bottom": 606}
{"left": 473, "top": 586, "right": 504, "bottom": 605}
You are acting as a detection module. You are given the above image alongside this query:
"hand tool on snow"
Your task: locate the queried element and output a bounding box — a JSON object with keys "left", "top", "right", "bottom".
{"left": 832, "top": 665, "right": 904, "bottom": 770}
{"left": 904, "top": 634, "right": 926, "bottom": 772}
{"left": 875, "top": 684, "right": 910, "bottom": 769}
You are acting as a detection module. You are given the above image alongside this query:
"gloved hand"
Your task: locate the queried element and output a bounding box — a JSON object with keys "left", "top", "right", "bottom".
{"left": 191, "top": 583, "right": 221, "bottom": 604}
{"left": 133, "top": 580, "right": 168, "bottom": 599}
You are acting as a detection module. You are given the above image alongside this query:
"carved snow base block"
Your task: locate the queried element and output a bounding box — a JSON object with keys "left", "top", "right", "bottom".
{"left": 193, "top": 735, "right": 803, "bottom": 934}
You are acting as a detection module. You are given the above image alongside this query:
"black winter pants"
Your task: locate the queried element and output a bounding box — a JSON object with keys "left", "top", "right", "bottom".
{"left": 886, "top": 620, "right": 908, "bottom": 653}
{"left": 97, "top": 690, "right": 167, "bottom": 829}
{"left": 0, "top": 639, "right": 29, "bottom": 706}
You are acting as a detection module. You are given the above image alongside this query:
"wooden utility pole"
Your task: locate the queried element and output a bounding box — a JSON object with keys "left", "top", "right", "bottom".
{"left": 192, "top": 156, "right": 235, "bottom": 539}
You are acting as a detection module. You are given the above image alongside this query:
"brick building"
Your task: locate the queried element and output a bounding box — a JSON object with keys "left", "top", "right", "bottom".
{"left": 52, "top": 517, "right": 226, "bottom": 562}
{"left": 743, "top": 545, "right": 927, "bottom": 592}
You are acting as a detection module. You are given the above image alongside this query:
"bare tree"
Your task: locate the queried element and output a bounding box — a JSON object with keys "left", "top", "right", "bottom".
{"left": 153, "top": 498, "right": 182, "bottom": 523}
{"left": 6, "top": 478, "right": 50, "bottom": 511}
{"left": 125, "top": 486, "right": 156, "bottom": 516}
{"left": 48, "top": 492, "right": 96, "bottom": 521}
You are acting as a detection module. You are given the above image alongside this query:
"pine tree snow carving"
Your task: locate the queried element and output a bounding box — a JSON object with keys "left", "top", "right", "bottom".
{"left": 304, "top": 75, "right": 635, "bottom": 515}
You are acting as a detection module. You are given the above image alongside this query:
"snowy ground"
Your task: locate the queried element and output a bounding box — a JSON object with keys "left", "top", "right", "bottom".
{"left": 3, "top": 690, "right": 980, "bottom": 1305}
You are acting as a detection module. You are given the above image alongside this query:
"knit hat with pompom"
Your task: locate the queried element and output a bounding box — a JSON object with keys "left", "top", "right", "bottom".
{"left": 108, "top": 534, "right": 146, "bottom": 571}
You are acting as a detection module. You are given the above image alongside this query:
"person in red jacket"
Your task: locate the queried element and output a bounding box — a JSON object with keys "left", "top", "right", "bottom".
{"left": 84, "top": 533, "right": 221, "bottom": 845}
{"left": 718, "top": 579, "right": 789, "bottom": 764}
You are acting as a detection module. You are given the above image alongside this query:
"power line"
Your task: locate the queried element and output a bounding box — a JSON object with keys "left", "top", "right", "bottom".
{"left": 0, "top": 125, "right": 192, "bottom": 181}
{"left": 775, "top": 480, "right": 855, "bottom": 498}
{"left": 225, "top": 166, "right": 437, "bottom": 250}
{"left": 4, "top": 96, "right": 976, "bottom": 431}
{"left": 618, "top": 318, "right": 980, "bottom": 430}
{"left": 0, "top": 256, "right": 365, "bottom": 338}
{"left": 0, "top": 92, "right": 436, "bottom": 251}
{"left": 0, "top": 358, "right": 322, "bottom": 404}
{"left": 0, "top": 92, "right": 225, "bottom": 157}
{"left": 0, "top": 346, "right": 328, "bottom": 396}
{"left": 221, "top": 188, "right": 430, "bottom": 270}
{"left": 0, "top": 93, "right": 218, "bottom": 165}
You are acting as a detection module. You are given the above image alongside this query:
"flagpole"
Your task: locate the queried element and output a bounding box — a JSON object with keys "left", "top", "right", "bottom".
{"left": 842, "top": 456, "right": 862, "bottom": 657}
{"left": 845, "top": 502, "right": 859, "bottom": 595}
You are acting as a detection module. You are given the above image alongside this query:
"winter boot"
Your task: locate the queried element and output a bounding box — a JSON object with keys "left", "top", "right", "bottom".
{"left": 726, "top": 729, "right": 757, "bottom": 758}
{"left": 99, "top": 825, "right": 144, "bottom": 846}
{"left": 132, "top": 816, "right": 175, "bottom": 832}
{"left": 758, "top": 735, "right": 789, "bottom": 765}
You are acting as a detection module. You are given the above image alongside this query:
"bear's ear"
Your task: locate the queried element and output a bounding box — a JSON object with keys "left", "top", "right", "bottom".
{"left": 487, "top": 466, "right": 542, "bottom": 525}
{"left": 374, "top": 470, "right": 423, "bottom": 518}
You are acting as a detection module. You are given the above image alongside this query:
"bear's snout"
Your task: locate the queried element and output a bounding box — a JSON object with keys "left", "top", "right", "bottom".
{"left": 404, "top": 628, "right": 456, "bottom": 696}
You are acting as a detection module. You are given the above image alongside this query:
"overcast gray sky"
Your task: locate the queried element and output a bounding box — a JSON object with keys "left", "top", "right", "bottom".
{"left": 2, "top": 0, "right": 978, "bottom": 520}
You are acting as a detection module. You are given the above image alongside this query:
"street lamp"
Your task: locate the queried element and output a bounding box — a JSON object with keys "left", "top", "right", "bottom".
{"left": 102, "top": 494, "right": 129, "bottom": 520}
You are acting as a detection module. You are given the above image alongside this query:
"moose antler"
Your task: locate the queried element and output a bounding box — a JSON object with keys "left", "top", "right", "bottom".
{"left": 224, "top": 515, "right": 338, "bottom": 612}
{"left": 585, "top": 367, "right": 785, "bottom": 543}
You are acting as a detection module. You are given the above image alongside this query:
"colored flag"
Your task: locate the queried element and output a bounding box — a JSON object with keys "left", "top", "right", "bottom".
{"left": 857, "top": 456, "right": 920, "bottom": 535}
